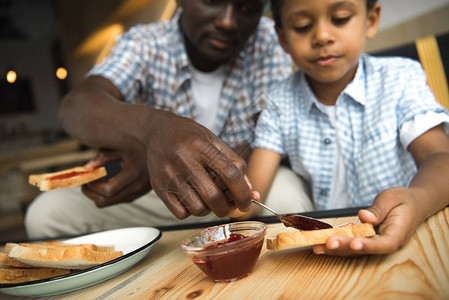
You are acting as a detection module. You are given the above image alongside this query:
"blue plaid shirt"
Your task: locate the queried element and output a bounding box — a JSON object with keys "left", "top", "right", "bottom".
{"left": 88, "top": 10, "right": 292, "bottom": 150}
{"left": 254, "top": 55, "right": 449, "bottom": 209}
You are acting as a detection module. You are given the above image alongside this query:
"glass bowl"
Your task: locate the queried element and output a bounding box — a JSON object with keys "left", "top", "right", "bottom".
{"left": 180, "top": 221, "right": 267, "bottom": 282}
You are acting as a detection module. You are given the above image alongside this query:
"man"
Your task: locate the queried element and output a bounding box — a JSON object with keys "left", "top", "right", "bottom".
{"left": 25, "top": 0, "right": 312, "bottom": 239}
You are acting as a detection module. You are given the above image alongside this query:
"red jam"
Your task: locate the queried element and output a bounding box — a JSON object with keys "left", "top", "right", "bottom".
{"left": 47, "top": 168, "right": 98, "bottom": 181}
{"left": 279, "top": 216, "right": 333, "bottom": 230}
{"left": 47, "top": 171, "right": 85, "bottom": 180}
{"left": 191, "top": 234, "right": 264, "bottom": 282}
{"left": 214, "top": 233, "right": 246, "bottom": 246}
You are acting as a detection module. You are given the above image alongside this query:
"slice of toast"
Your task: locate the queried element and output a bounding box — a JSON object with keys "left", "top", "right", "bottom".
{"left": 266, "top": 223, "right": 376, "bottom": 251}
{"left": 8, "top": 244, "right": 123, "bottom": 270}
{"left": 3, "top": 243, "right": 19, "bottom": 254}
{"left": 4, "top": 242, "right": 114, "bottom": 254}
{"left": 0, "top": 266, "right": 70, "bottom": 284}
{"left": 0, "top": 252, "right": 33, "bottom": 268}
{"left": 42, "top": 241, "right": 115, "bottom": 252}
{"left": 29, "top": 166, "right": 107, "bottom": 191}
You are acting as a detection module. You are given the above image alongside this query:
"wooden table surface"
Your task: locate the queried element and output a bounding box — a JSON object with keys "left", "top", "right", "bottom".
{"left": 2, "top": 207, "right": 448, "bottom": 300}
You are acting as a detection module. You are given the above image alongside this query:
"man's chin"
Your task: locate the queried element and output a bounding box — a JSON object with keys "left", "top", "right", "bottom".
{"left": 196, "top": 55, "right": 232, "bottom": 71}
{"left": 205, "top": 44, "right": 238, "bottom": 61}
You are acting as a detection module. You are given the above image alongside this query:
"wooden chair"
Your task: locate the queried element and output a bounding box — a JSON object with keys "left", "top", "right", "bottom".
{"left": 372, "top": 32, "right": 449, "bottom": 110}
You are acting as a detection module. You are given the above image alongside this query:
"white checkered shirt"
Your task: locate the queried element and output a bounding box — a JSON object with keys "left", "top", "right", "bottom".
{"left": 254, "top": 55, "right": 449, "bottom": 209}
{"left": 88, "top": 10, "right": 292, "bottom": 150}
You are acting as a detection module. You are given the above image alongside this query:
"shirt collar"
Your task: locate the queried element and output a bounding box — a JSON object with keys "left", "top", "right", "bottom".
{"left": 296, "top": 72, "right": 317, "bottom": 114}
{"left": 299, "top": 55, "right": 367, "bottom": 114}
{"left": 342, "top": 55, "right": 367, "bottom": 106}
{"left": 172, "top": 9, "right": 190, "bottom": 71}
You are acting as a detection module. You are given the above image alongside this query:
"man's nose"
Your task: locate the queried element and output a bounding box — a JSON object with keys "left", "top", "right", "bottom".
{"left": 215, "top": 4, "right": 238, "bottom": 31}
{"left": 312, "top": 21, "right": 334, "bottom": 46}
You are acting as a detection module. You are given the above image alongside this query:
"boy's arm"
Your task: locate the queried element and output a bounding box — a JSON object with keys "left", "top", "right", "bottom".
{"left": 229, "top": 148, "right": 282, "bottom": 219}
{"left": 314, "top": 124, "right": 449, "bottom": 256}
{"left": 406, "top": 124, "right": 449, "bottom": 219}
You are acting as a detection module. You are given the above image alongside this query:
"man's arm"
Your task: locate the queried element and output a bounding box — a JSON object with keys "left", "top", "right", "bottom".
{"left": 59, "top": 76, "right": 153, "bottom": 152}
{"left": 59, "top": 75, "right": 252, "bottom": 218}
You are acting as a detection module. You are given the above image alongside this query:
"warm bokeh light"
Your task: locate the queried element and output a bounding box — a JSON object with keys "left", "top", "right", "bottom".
{"left": 95, "top": 24, "right": 124, "bottom": 64}
{"left": 75, "top": 23, "right": 124, "bottom": 58}
{"left": 6, "top": 70, "right": 17, "bottom": 83}
{"left": 73, "top": 0, "right": 176, "bottom": 64}
{"left": 56, "top": 67, "right": 68, "bottom": 80}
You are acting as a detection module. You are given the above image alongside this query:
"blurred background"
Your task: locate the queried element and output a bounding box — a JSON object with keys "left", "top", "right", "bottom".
{"left": 1, "top": 0, "right": 448, "bottom": 241}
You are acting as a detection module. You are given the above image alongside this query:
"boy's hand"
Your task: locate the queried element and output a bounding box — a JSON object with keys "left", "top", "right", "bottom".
{"left": 313, "top": 187, "right": 422, "bottom": 256}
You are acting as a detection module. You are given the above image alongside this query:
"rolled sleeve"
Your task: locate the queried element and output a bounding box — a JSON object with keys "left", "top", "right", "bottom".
{"left": 400, "top": 111, "right": 449, "bottom": 148}
{"left": 253, "top": 102, "right": 284, "bottom": 154}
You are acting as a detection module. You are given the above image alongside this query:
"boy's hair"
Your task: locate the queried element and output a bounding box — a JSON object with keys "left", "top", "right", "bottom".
{"left": 270, "top": 0, "right": 378, "bottom": 28}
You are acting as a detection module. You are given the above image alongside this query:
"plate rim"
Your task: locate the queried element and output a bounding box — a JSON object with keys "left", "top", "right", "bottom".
{"left": 0, "top": 226, "right": 162, "bottom": 290}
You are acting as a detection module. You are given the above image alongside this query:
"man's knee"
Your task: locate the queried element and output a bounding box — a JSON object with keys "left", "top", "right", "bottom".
{"left": 25, "top": 192, "right": 58, "bottom": 238}
{"left": 24, "top": 188, "right": 85, "bottom": 239}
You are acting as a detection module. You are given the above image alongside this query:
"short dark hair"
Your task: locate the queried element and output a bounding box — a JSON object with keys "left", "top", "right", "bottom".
{"left": 270, "top": 0, "right": 378, "bottom": 28}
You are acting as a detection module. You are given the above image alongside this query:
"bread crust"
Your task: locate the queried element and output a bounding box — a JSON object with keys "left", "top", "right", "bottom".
{"left": 0, "top": 241, "right": 122, "bottom": 284}
{"left": 266, "top": 223, "right": 376, "bottom": 251}
{"left": 0, "top": 252, "right": 33, "bottom": 268}
{"left": 42, "top": 241, "right": 115, "bottom": 252}
{"left": 0, "top": 267, "right": 70, "bottom": 284}
{"left": 8, "top": 244, "right": 123, "bottom": 270}
{"left": 28, "top": 166, "right": 107, "bottom": 191}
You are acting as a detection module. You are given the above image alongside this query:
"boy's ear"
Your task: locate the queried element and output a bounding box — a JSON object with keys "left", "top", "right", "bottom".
{"left": 275, "top": 26, "right": 290, "bottom": 54}
{"left": 366, "top": 3, "right": 381, "bottom": 39}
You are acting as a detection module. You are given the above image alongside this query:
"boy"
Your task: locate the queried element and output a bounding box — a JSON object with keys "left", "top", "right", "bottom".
{"left": 247, "top": 0, "right": 449, "bottom": 256}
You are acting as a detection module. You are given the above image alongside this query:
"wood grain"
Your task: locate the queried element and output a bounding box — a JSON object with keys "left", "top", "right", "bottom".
{"left": 1, "top": 208, "right": 448, "bottom": 300}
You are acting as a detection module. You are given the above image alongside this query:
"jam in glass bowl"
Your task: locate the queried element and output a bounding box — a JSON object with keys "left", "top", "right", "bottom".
{"left": 180, "top": 221, "right": 267, "bottom": 282}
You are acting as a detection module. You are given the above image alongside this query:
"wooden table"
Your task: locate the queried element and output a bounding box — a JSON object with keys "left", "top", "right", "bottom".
{"left": 2, "top": 207, "right": 449, "bottom": 299}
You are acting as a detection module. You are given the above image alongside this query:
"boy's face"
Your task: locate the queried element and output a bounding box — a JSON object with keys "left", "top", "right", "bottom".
{"left": 178, "top": 0, "right": 266, "bottom": 71}
{"left": 276, "top": 0, "right": 380, "bottom": 86}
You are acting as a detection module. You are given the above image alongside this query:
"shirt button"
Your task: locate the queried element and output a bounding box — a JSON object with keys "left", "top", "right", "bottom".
{"left": 320, "top": 189, "right": 328, "bottom": 196}
{"left": 324, "top": 138, "right": 331, "bottom": 145}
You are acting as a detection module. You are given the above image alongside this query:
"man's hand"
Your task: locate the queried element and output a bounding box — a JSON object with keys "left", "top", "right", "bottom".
{"left": 82, "top": 149, "right": 151, "bottom": 207}
{"left": 313, "top": 187, "right": 422, "bottom": 256}
{"left": 59, "top": 76, "right": 252, "bottom": 219}
{"left": 144, "top": 111, "right": 252, "bottom": 219}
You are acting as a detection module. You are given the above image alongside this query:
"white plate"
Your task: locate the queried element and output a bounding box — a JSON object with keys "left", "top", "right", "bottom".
{"left": 0, "top": 227, "right": 161, "bottom": 297}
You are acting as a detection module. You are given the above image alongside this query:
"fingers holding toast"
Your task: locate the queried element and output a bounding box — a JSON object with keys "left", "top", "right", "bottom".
{"left": 266, "top": 223, "right": 376, "bottom": 251}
